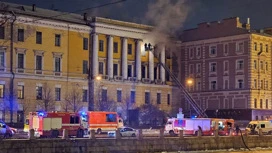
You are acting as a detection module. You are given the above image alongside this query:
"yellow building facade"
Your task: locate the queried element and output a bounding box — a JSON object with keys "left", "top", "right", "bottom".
{"left": 0, "top": 2, "right": 177, "bottom": 125}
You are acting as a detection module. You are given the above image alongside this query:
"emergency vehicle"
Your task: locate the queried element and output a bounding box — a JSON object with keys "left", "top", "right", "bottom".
{"left": 80, "top": 111, "right": 124, "bottom": 134}
{"left": 246, "top": 120, "right": 272, "bottom": 135}
{"left": 29, "top": 111, "right": 82, "bottom": 138}
{"left": 165, "top": 118, "right": 234, "bottom": 136}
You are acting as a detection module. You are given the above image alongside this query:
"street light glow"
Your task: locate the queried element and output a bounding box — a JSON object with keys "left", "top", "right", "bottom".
{"left": 187, "top": 78, "right": 193, "bottom": 85}
{"left": 96, "top": 76, "right": 102, "bottom": 81}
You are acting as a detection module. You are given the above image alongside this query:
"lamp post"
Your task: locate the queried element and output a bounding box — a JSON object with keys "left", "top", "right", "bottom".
{"left": 88, "top": 75, "right": 102, "bottom": 111}
{"left": 186, "top": 78, "right": 193, "bottom": 117}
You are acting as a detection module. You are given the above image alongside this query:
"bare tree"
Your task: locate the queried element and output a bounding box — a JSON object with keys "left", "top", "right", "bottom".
{"left": 18, "top": 97, "right": 31, "bottom": 117}
{"left": 3, "top": 88, "right": 18, "bottom": 123}
{"left": 138, "top": 102, "right": 167, "bottom": 126}
{"left": 96, "top": 96, "right": 117, "bottom": 112}
{"left": 62, "top": 88, "right": 84, "bottom": 112}
{"left": 36, "top": 83, "right": 55, "bottom": 111}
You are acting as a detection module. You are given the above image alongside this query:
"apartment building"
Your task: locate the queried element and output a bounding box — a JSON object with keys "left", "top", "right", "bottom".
{"left": 179, "top": 17, "right": 272, "bottom": 120}
{"left": 0, "top": 2, "right": 176, "bottom": 125}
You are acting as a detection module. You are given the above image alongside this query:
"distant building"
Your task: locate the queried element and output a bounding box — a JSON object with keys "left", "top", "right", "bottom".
{"left": 179, "top": 17, "right": 272, "bottom": 120}
{"left": 0, "top": 2, "right": 177, "bottom": 124}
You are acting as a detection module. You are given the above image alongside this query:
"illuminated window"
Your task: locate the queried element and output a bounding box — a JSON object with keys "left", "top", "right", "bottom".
{"left": 17, "top": 85, "right": 24, "bottom": 99}
{"left": 0, "top": 84, "right": 4, "bottom": 98}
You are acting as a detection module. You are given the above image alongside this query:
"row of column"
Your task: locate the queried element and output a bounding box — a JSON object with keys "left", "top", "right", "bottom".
{"left": 92, "top": 33, "right": 165, "bottom": 82}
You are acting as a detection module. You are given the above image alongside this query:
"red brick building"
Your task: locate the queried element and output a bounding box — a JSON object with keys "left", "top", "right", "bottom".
{"left": 179, "top": 17, "right": 272, "bottom": 121}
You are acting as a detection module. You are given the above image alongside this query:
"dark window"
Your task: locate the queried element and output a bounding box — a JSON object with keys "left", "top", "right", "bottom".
{"left": 99, "top": 40, "right": 104, "bottom": 51}
{"left": 0, "top": 26, "right": 4, "bottom": 39}
{"left": 55, "top": 88, "right": 61, "bottom": 101}
{"left": 70, "top": 116, "right": 79, "bottom": 124}
{"left": 113, "top": 64, "right": 118, "bottom": 76}
{"left": 17, "top": 85, "right": 24, "bottom": 99}
{"left": 261, "top": 124, "right": 265, "bottom": 128}
{"left": 55, "top": 34, "right": 61, "bottom": 46}
{"left": 117, "top": 90, "right": 122, "bottom": 102}
{"left": 55, "top": 57, "right": 61, "bottom": 72}
{"left": 157, "top": 93, "right": 161, "bottom": 104}
{"left": 36, "top": 31, "right": 42, "bottom": 44}
{"left": 18, "top": 53, "right": 24, "bottom": 69}
{"left": 167, "top": 94, "right": 170, "bottom": 105}
{"left": 141, "top": 65, "right": 146, "bottom": 78}
{"left": 128, "top": 44, "right": 132, "bottom": 54}
{"left": 260, "top": 99, "right": 263, "bottom": 109}
{"left": 130, "top": 91, "right": 135, "bottom": 103}
{"left": 0, "top": 85, "right": 4, "bottom": 98}
{"left": 128, "top": 65, "right": 132, "bottom": 77}
{"left": 36, "top": 86, "right": 42, "bottom": 100}
{"left": 36, "top": 55, "right": 42, "bottom": 70}
{"left": 266, "top": 99, "right": 269, "bottom": 109}
{"left": 0, "top": 52, "right": 4, "bottom": 67}
{"left": 254, "top": 99, "right": 257, "bottom": 108}
{"left": 106, "top": 114, "right": 117, "bottom": 122}
{"left": 145, "top": 92, "right": 150, "bottom": 104}
{"left": 83, "top": 60, "right": 88, "bottom": 74}
{"left": 101, "top": 89, "right": 107, "bottom": 102}
{"left": 99, "top": 62, "right": 104, "bottom": 75}
{"left": 18, "top": 29, "right": 24, "bottom": 42}
{"left": 82, "top": 89, "right": 88, "bottom": 102}
{"left": 83, "top": 38, "right": 88, "bottom": 50}
{"left": 114, "top": 42, "right": 118, "bottom": 53}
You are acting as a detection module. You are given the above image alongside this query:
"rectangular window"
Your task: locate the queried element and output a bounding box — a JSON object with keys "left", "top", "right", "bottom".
{"left": 117, "top": 90, "right": 122, "bottom": 102}
{"left": 266, "top": 62, "right": 268, "bottom": 71}
{"left": 266, "top": 44, "right": 269, "bottom": 53}
{"left": 99, "top": 40, "right": 104, "bottom": 51}
{"left": 36, "top": 55, "right": 42, "bottom": 70}
{"left": 101, "top": 89, "right": 107, "bottom": 102}
{"left": 260, "top": 99, "right": 263, "bottom": 109}
{"left": 83, "top": 38, "right": 88, "bottom": 50}
{"left": 210, "top": 63, "right": 216, "bottom": 72}
{"left": 266, "top": 99, "right": 269, "bottom": 109}
{"left": 18, "top": 53, "right": 24, "bottom": 69}
{"left": 254, "top": 99, "right": 257, "bottom": 108}
{"left": 157, "top": 93, "right": 161, "bottom": 104}
{"left": 189, "top": 64, "right": 194, "bottom": 74}
{"left": 236, "top": 42, "right": 244, "bottom": 52}
{"left": 224, "top": 80, "right": 229, "bottom": 89}
{"left": 0, "top": 52, "right": 4, "bottom": 68}
{"left": 130, "top": 91, "right": 135, "bottom": 103}
{"left": 224, "top": 61, "right": 229, "bottom": 71}
{"left": 36, "top": 31, "right": 42, "bottom": 44}
{"left": 196, "top": 47, "right": 201, "bottom": 57}
{"left": 210, "top": 46, "right": 216, "bottom": 55}
{"left": 36, "top": 86, "right": 43, "bottom": 100}
{"left": 113, "top": 64, "right": 118, "bottom": 76}
{"left": 260, "top": 43, "right": 263, "bottom": 52}
{"left": 83, "top": 60, "right": 88, "bottom": 74}
{"left": 196, "top": 63, "right": 201, "bottom": 73}
{"left": 167, "top": 94, "right": 170, "bottom": 105}
{"left": 18, "top": 29, "right": 24, "bottom": 42}
{"left": 189, "top": 48, "right": 193, "bottom": 58}
{"left": 0, "top": 26, "right": 4, "bottom": 39}
{"left": 55, "top": 57, "right": 61, "bottom": 72}
{"left": 254, "top": 60, "right": 257, "bottom": 69}
{"left": 17, "top": 85, "right": 24, "bottom": 99}
{"left": 70, "top": 116, "right": 79, "bottom": 124}
{"left": 145, "top": 92, "right": 150, "bottom": 104}
{"left": 236, "top": 60, "right": 244, "bottom": 70}
{"left": 0, "top": 84, "right": 4, "bottom": 98}
{"left": 260, "top": 61, "right": 264, "bottom": 70}
{"left": 197, "top": 81, "right": 201, "bottom": 91}
{"left": 113, "top": 42, "right": 118, "bottom": 53}
{"left": 224, "top": 44, "right": 228, "bottom": 55}
{"left": 211, "top": 81, "right": 217, "bottom": 90}
{"left": 99, "top": 62, "right": 104, "bottom": 75}
{"left": 128, "top": 44, "right": 132, "bottom": 55}
{"left": 254, "top": 79, "right": 257, "bottom": 88}
{"left": 260, "top": 80, "right": 263, "bottom": 89}
{"left": 254, "top": 42, "right": 257, "bottom": 51}
{"left": 55, "top": 88, "right": 61, "bottom": 101}
{"left": 128, "top": 65, "right": 132, "bottom": 77}
{"left": 55, "top": 34, "right": 61, "bottom": 46}
{"left": 82, "top": 90, "right": 88, "bottom": 102}
{"left": 238, "top": 79, "right": 244, "bottom": 89}
{"left": 106, "top": 114, "right": 117, "bottom": 122}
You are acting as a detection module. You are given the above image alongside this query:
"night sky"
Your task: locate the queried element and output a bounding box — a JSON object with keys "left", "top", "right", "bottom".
{"left": 2, "top": 0, "right": 272, "bottom": 31}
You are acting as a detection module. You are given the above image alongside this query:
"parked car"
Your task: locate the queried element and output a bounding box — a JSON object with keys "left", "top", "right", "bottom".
{"left": 108, "top": 127, "right": 138, "bottom": 137}
{"left": 0, "top": 120, "right": 13, "bottom": 138}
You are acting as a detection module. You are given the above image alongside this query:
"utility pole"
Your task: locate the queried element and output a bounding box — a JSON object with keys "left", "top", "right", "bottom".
{"left": 9, "top": 11, "right": 16, "bottom": 123}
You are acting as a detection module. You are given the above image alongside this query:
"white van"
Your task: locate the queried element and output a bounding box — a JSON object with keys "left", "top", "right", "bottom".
{"left": 246, "top": 120, "right": 272, "bottom": 134}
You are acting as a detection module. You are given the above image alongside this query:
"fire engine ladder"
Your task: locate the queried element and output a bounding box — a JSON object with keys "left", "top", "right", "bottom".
{"left": 158, "top": 62, "right": 208, "bottom": 118}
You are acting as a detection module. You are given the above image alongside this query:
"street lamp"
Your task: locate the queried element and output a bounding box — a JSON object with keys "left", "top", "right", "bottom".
{"left": 88, "top": 75, "right": 102, "bottom": 111}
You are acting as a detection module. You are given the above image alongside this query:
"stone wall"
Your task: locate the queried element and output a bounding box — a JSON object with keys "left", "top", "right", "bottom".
{"left": 1, "top": 135, "right": 272, "bottom": 153}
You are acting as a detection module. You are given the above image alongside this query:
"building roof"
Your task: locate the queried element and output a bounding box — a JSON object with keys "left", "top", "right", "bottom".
{"left": 0, "top": 2, "right": 153, "bottom": 30}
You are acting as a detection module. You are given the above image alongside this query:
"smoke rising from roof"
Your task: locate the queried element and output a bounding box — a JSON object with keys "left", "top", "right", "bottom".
{"left": 144, "top": 0, "right": 192, "bottom": 44}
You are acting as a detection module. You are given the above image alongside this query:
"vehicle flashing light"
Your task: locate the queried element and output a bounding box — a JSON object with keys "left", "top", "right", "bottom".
{"left": 191, "top": 115, "right": 197, "bottom": 119}
{"left": 38, "top": 111, "right": 45, "bottom": 117}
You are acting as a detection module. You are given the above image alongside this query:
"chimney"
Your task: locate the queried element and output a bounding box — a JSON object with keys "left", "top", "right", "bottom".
{"left": 32, "top": 4, "right": 36, "bottom": 11}
{"left": 83, "top": 13, "right": 88, "bottom": 21}
{"left": 247, "top": 18, "right": 250, "bottom": 25}
{"left": 245, "top": 17, "right": 250, "bottom": 30}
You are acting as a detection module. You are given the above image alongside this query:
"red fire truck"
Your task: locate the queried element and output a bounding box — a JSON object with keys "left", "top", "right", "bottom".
{"left": 29, "top": 111, "right": 82, "bottom": 138}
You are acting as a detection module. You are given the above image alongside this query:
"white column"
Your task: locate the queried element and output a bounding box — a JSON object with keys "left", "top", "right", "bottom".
{"left": 149, "top": 49, "right": 154, "bottom": 81}
{"left": 107, "top": 35, "right": 113, "bottom": 79}
{"left": 136, "top": 40, "right": 142, "bottom": 81}
{"left": 92, "top": 33, "right": 98, "bottom": 77}
{"left": 122, "top": 38, "right": 128, "bottom": 79}
{"left": 160, "top": 45, "right": 166, "bottom": 82}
